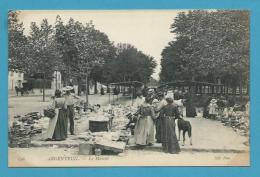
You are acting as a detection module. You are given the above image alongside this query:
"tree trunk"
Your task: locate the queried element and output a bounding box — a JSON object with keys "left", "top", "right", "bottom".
{"left": 85, "top": 74, "right": 89, "bottom": 106}
{"left": 107, "top": 84, "right": 110, "bottom": 93}
{"left": 87, "top": 78, "right": 90, "bottom": 95}
{"left": 239, "top": 74, "right": 243, "bottom": 103}
{"left": 246, "top": 81, "right": 249, "bottom": 95}
{"left": 43, "top": 72, "right": 45, "bottom": 102}
{"left": 94, "top": 81, "right": 98, "bottom": 94}
{"left": 77, "top": 77, "right": 81, "bottom": 96}
{"left": 232, "top": 85, "right": 236, "bottom": 98}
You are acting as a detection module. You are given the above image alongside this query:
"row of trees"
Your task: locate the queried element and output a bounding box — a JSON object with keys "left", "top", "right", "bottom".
{"left": 8, "top": 11, "right": 156, "bottom": 101}
{"left": 160, "top": 10, "right": 249, "bottom": 95}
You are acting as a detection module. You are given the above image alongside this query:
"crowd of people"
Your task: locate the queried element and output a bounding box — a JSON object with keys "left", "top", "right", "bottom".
{"left": 42, "top": 85, "right": 248, "bottom": 155}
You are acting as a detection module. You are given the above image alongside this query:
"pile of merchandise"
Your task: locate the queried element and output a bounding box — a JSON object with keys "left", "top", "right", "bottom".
{"left": 9, "top": 112, "right": 43, "bottom": 148}
{"left": 218, "top": 104, "right": 249, "bottom": 136}
{"left": 76, "top": 104, "right": 136, "bottom": 155}
{"left": 9, "top": 121, "right": 31, "bottom": 148}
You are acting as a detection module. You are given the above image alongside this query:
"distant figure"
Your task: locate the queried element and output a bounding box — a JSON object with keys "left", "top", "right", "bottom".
{"left": 100, "top": 87, "right": 105, "bottom": 95}
{"left": 185, "top": 93, "right": 197, "bottom": 118}
{"left": 142, "top": 86, "right": 148, "bottom": 97}
{"left": 15, "top": 86, "right": 19, "bottom": 96}
{"left": 203, "top": 96, "right": 212, "bottom": 118}
{"left": 208, "top": 98, "right": 218, "bottom": 119}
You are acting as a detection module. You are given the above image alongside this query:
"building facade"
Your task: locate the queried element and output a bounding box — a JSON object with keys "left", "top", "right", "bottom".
{"left": 8, "top": 71, "right": 24, "bottom": 90}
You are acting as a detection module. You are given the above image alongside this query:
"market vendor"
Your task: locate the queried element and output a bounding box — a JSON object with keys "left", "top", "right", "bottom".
{"left": 44, "top": 91, "right": 68, "bottom": 141}
{"left": 134, "top": 96, "right": 156, "bottom": 148}
{"left": 64, "top": 87, "right": 76, "bottom": 135}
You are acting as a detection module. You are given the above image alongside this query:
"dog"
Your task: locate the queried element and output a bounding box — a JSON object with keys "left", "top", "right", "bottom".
{"left": 177, "top": 118, "right": 192, "bottom": 146}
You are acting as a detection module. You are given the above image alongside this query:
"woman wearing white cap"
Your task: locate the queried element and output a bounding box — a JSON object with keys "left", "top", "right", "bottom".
{"left": 134, "top": 96, "right": 156, "bottom": 148}
{"left": 208, "top": 98, "right": 218, "bottom": 119}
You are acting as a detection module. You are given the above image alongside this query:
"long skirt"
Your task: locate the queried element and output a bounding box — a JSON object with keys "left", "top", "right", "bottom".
{"left": 52, "top": 109, "right": 68, "bottom": 141}
{"left": 134, "top": 116, "right": 155, "bottom": 145}
{"left": 161, "top": 117, "right": 180, "bottom": 154}
{"left": 186, "top": 102, "right": 197, "bottom": 117}
{"left": 43, "top": 109, "right": 59, "bottom": 140}
{"left": 155, "top": 117, "right": 162, "bottom": 143}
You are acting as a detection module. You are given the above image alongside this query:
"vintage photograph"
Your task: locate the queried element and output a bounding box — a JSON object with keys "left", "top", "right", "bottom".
{"left": 8, "top": 10, "right": 249, "bottom": 167}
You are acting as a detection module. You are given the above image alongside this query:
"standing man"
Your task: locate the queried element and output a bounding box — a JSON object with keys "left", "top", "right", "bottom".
{"left": 64, "top": 87, "right": 75, "bottom": 135}
{"left": 154, "top": 92, "right": 167, "bottom": 143}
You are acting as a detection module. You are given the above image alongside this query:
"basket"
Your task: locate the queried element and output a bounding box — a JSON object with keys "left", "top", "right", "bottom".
{"left": 44, "top": 108, "right": 56, "bottom": 118}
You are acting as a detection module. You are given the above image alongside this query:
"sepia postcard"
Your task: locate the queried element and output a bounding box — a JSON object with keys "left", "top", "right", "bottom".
{"left": 8, "top": 10, "right": 250, "bottom": 167}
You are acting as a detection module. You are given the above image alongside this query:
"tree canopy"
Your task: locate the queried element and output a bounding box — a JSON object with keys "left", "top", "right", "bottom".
{"left": 106, "top": 43, "right": 157, "bottom": 84}
{"left": 160, "top": 10, "right": 249, "bottom": 90}
{"left": 8, "top": 13, "right": 156, "bottom": 91}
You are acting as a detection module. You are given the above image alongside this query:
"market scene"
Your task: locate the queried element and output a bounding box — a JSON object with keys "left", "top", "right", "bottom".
{"left": 8, "top": 10, "right": 249, "bottom": 166}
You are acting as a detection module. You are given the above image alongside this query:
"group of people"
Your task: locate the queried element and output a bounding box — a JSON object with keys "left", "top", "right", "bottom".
{"left": 133, "top": 90, "right": 181, "bottom": 154}
{"left": 44, "top": 87, "right": 76, "bottom": 141}
{"left": 43, "top": 86, "right": 182, "bottom": 154}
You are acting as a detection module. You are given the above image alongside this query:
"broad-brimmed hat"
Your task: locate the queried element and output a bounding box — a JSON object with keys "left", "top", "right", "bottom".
{"left": 61, "top": 86, "right": 74, "bottom": 91}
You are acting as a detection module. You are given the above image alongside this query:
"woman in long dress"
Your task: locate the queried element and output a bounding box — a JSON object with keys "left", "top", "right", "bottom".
{"left": 134, "top": 97, "right": 156, "bottom": 148}
{"left": 44, "top": 92, "right": 68, "bottom": 141}
{"left": 160, "top": 97, "right": 181, "bottom": 154}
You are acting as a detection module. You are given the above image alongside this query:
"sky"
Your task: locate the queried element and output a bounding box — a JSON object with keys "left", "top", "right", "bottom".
{"left": 18, "top": 10, "right": 186, "bottom": 80}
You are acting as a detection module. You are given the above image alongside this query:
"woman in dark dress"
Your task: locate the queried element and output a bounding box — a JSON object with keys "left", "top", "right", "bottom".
{"left": 52, "top": 92, "right": 69, "bottom": 141}
{"left": 160, "top": 97, "right": 181, "bottom": 154}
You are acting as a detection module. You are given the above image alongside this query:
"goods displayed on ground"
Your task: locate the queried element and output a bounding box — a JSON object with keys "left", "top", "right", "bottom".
{"left": 9, "top": 112, "right": 42, "bottom": 148}
{"left": 76, "top": 104, "right": 135, "bottom": 155}
{"left": 209, "top": 100, "right": 250, "bottom": 137}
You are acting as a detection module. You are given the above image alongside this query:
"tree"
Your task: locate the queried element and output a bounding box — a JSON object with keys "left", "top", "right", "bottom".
{"left": 160, "top": 10, "right": 249, "bottom": 97}
{"left": 107, "top": 43, "right": 156, "bottom": 84}
{"left": 54, "top": 16, "right": 115, "bottom": 104}
{"left": 8, "top": 11, "right": 28, "bottom": 71}
{"left": 27, "top": 19, "right": 60, "bottom": 101}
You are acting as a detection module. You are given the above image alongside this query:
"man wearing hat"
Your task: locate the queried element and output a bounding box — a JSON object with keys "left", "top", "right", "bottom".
{"left": 64, "top": 86, "right": 75, "bottom": 135}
